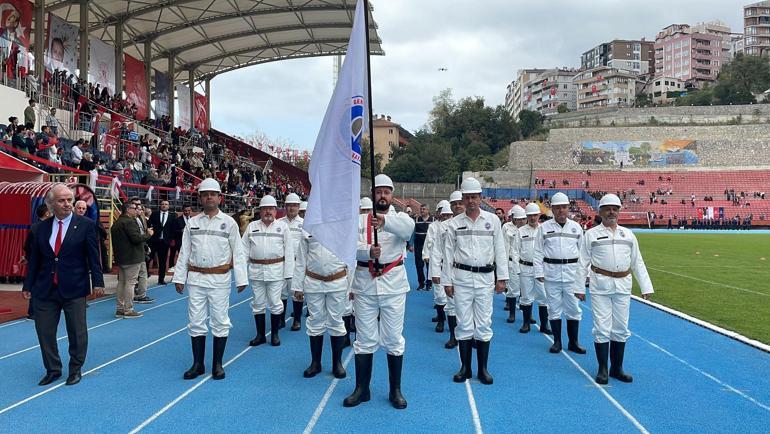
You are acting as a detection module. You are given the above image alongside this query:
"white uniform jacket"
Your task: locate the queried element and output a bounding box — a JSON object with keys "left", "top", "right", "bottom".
{"left": 353, "top": 209, "right": 415, "bottom": 296}
{"left": 442, "top": 210, "right": 509, "bottom": 288}
{"left": 293, "top": 230, "right": 351, "bottom": 294}
{"left": 503, "top": 222, "right": 521, "bottom": 277}
{"left": 423, "top": 219, "right": 443, "bottom": 278}
{"left": 279, "top": 215, "right": 304, "bottom": 257}
{"left": 533, "top": 218, "right": 583, "bottom": 283}
{"left": 242, "top": 219, "right": 294, "bottom": 281}
{"left": 172, "top": 210, "right": 248, "bottom": 289}
{"left": 574, "top": 224, "right": 654, "bottom": 296}
{"left": 518, "top": 223, "right": 539, "bottom": 276}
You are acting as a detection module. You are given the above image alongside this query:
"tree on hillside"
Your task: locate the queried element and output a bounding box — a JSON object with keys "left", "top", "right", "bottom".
{"left": 518, "top": 109, "right": 545, "bottom": 139}
{"left": 713, "top": 53, "right": 770, "bottom": 105}
{"left": 383, "top": 89, "right": 519, "bottom": 182}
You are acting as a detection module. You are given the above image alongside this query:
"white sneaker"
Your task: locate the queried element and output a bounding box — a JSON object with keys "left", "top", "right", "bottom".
{"left": 168, "top": 267, "right": 175, "bottom": 273}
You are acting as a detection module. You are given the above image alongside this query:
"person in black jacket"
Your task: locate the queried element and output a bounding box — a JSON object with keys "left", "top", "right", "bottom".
{"left": 148, "top": 200, "right": 176, "bottom": 285}
{"left": 21, "top": 204, "right": 52, "bottom": 319}
{"left": 169, "top": 205, "right": 192, "bottom": 271}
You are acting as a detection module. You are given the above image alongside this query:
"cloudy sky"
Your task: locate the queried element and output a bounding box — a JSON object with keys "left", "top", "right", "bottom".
{"left": 210, "top": 0, "right": 747, "bottom": 150}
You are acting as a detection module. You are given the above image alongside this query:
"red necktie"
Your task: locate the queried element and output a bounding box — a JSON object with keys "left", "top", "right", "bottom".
{"left": 53, "top": 221, "right": 63, "bottom": 283}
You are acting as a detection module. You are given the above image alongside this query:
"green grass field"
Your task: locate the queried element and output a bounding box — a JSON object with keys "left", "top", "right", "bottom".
{"left": 633, "top": 233, "right": 770, "bottom": 345}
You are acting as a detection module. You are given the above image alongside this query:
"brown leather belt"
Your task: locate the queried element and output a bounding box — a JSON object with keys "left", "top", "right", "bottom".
{"left": 249, "top": 256, "right": 285, "bottom": 265}
{"left": 305, "top": 269, "right": 347, "bottom": 282}
{"left": 188, "top": 264, "right": 232, "bottom": 274}
{"left": 591, "top": 265, "right": 631, "bottom": 278}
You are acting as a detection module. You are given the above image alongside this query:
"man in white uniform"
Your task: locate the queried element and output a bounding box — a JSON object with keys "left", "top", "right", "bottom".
{"left": 424, "top": 200, "right": 451, "bottom": 333}
{"left": 279, "top": 192, "right": 304, "bottom": 331}
{"left": 503, "top": 205, "right": 526, "bottom": 323}
{"left": 438, "top": 190, "right": 465, "bottom": 349}
{"left": 294, "top": 229, "right": 350, "bottom": 379}
{"left": 343, "top": 174, "right": 414, "bottom": 410}
{"left": 298, "top": 201, "right": 308, "bottom": 219}
{"left": 518, "top": 203, "right": 550, "bottom": 334}
{"left": 534, "top": 192, "right": 586, "bottom": 355}
{"left": 242, "top": 195, "right": 294, "bottom": 347}
{"left": 173, "top": 178, "right": 248, "bottom": 380}
{"left": 443, "top": 178, "right": 508, "bottom": 385}
{"left": 575, "top": 194, "right": 654, "bottom": 384}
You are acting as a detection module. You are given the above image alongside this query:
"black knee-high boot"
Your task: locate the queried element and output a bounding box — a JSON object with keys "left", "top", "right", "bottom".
{"left": 270, "top": 314, "right": 281, "bottom": 346}
{"left": 506, "top": 298, "right": 517, "bottom": 323}
{"left": 519, "top": 305, "right": 532, "bottom": 333}
{"left": 549, "top": 319, "right": 562, "bottom": 353}
{"left": 280, "top": 299, "right": 288, "bottom": 328}
{"left": 445, "top": 315, "right": 458, "bottom": 349}
{"left": 303, "top": 335, "right": 323, "bottom": 378}
{"left": 343, "top": 353, "right": 373, "bottom": 407}
{"left": 183, "top": 336, "right": 205, "bottom": 379}
{"left": 566, "top": 319, "right": 586, "bottom": 354}
{"left": 435, "top": 305, "right": 445, "bottom": 333}
{"left": 330, "top": 335, "right": 347, "bottom": 379}
{"left": 211, "top": 336, "right": 227, "bottom": 380}
{"left": 609, "top": 341, "right": 633, "bottom": 382}
{"left": 387, "top": 354, "right": 407, "bottom": 409}
{"left": 453, "top": 339, "right": 473, "bottom": 382}
{"left": 595, "top": 342, "right": 609, "bottom": 385}
{"left": 249, "top": 314, "right": 266, "bottom": 346}
{"left": 539, "top": 305, "right": 552, "bottom": 334}
{"left": 291, "top": 300, "right": 303, "bottom": 331}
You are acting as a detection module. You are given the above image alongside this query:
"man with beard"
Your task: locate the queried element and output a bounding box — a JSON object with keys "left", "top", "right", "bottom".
{"left": 533, "top": 192, "right": 586, "bottom": 355}
{"left": 242, "top": 195, "right": 294, "bottom": 347}
{"left": 343, "top": 174, "right": 414, "bottom": 410}
{"left": 443, "top": 178, "right": 508, "bottom": 385}
{"left": 172, "top": 178, "right": 248, "bottom": 380}
{"left": 279, "top": 193, "right": 304, "bottom": 331}
{"left": 575, "top": 194, "right": 654, "bottom": 385}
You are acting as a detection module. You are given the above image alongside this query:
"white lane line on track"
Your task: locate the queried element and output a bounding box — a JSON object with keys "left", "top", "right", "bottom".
{"left": 453, "top": 345, "right": 483, "bottom": 434}
{"left": 129, "top": 332, "right": 268, "bottom": 433}
{"left": 0, "top": 297, "right": 251, "bottom": 416}
{"left": 0, "top": 283, "right": 170, "bottom": 329}
{"left": 537, "top": 327, "right": 650, "bottom": 434}
{"left": 0, "top": 296, "right": 188, "bottom": 360}
{"left": 632, "top": 332, "right": 770, "bottom": 412}
{"left": 648, "top": 267, "right": 769, "bottom": 298}
{"left": 302, "top": 349, "right": 355, "bottom": 434}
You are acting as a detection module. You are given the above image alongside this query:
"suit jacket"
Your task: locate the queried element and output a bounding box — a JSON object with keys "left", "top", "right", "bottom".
{"left": 173, "top": 214, "right": 189, "bottom": 242}
{"left": 24, "top": 214, "right": 105, "bottom": 299}
{"left": 148, "top": 210, "right": 176, "bottom": 245}
{"left": 111, "top": 214, "right": 150, "bottom": 265}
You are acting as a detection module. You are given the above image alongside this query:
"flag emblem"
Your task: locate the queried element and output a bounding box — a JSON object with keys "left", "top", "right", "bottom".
{"left": 351, "top": 95, "right": 364, "bottom": 165}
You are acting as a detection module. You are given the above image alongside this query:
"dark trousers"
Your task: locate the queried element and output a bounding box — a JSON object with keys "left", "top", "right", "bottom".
{"left": 33, "top": 289, "right": 88, "bottom": 375}
{"left": 155, "top": 241, "right": 170, "bottom": 283}
{"left": 169, "top": 240, "right": 181, "bottom": 267}
{"left": 414, "top": 241, "right": 428, "bottom": 285}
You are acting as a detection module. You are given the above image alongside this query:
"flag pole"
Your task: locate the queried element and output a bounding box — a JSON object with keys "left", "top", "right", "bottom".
{"left": 362, "top": 0, "right": 378, "bottom": 248}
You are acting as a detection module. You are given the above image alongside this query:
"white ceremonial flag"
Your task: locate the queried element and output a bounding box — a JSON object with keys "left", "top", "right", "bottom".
{"left": 303, "top": 0, "right": 368, "bottom": 267}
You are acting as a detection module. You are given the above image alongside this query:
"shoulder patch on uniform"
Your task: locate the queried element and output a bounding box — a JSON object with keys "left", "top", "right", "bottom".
{"left": 571, "top": 227, "right": 577, "bottom": 233}
{"left": 619, "top": 231, "right": 626, "bottom": 238}
{"left": 220, "top": 223, "right": 226, "bottom": 230}
{"left": 277, "top": 227, "right": 282, "bottom": 232}
{"left": 484, "top": 222, "right": 491, "bottom": 230}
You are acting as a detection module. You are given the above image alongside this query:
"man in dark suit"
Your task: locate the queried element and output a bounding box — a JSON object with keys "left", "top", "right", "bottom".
{"left": 169, "top": 205, "right": 192, "bottom": 271}
{"left": 148, "top": 200, "right": 176, "bottom": 285}
{"left": 22, "top": 184, "right": 105, "bottom": 387}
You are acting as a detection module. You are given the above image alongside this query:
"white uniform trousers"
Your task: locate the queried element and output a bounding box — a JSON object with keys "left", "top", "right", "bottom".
{"left": 445, "top": 293, "right": 456, "bottom": 316}
{"left": 506, "top": 272, "right": 520, "bottom": 299}
{"left": 281, "top": 278, "right": 302, "bottom": 301}
{"left": 188, "top": 284, "right": 231, "bottom": 337}
{"left": 305, "top": 291, "right": 347, "bottom": 337}
{"left": 590, "top": 293, "right": 631, "bottom": 343}
{"left": 353, "top": 293, "right": 406, "bottom": 356}
{"left": 519, "top": 274, "right": 547, "bottom": 306}
{"left": 343, "top": 294, "right": 353, "bottom": 316}
{"left": 433, "top": 283, "right": 448, "bottom": 306}
{"left": 545, "top": 280, "right": 583, "bottom": 321}
{"left": 453, "top": 284, "right": 493, "bottom": 342}
{"left": 250, "top": 279, "right": 284, "bottom": 315}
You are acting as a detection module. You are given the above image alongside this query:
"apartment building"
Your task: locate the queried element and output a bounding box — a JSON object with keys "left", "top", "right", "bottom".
{"left": 744, "top": 1, "right": 770, "bottom": 56}
{"left": 574, "top": 66, "right": 637, "bottom": 110}
{"left": 580, "top": 39, "right": 655, "bottom": 76}
{"left": 654, "top": 23, "right": 729, "bottom": 88}
{"left": 505, "top": 69, "right": 546, "bottom": 119}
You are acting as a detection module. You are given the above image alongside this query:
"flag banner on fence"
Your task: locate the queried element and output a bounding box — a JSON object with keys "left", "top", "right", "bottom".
{"left": 303, "top": 0, "right": 368, "bottom": 267}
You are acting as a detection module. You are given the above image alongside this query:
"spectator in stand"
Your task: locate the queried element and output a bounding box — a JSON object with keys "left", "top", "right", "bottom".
{"left": 70, "top": 139, "right": 84, "bottom": 166}
{"left": 46, "top": 108, "right": 60, "bottom": 135}
{"left": 78, "top": 152, "right": 96, "bottom": 172}
{"left": 24, "top": 99, "right": 36, "bottom": 127}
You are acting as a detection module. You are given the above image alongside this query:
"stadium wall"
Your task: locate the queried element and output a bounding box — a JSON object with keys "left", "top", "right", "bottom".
{"left": 546, "top": 104, "right": 770, "bottom": 128}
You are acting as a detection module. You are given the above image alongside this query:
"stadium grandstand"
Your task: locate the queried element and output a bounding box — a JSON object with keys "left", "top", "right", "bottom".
{"left": 0, "top": 0, "right": 382, "bottom": 286}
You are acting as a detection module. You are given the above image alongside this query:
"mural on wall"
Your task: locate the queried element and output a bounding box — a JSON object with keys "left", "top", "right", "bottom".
{"left": 573, "top": 140, "right": 698, "bottom": 167}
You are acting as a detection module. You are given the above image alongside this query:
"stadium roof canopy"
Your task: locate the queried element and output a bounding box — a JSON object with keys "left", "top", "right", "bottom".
{"left": 44, "top": 0, "right": 384, "bottom": 81}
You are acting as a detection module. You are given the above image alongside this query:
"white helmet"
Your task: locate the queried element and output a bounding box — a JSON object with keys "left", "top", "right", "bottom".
{"left": 360, "top": 197, "right": 373, "bottom": 210}
{"left": 440, "top": 204, "right": 452, "bottom": 215}
{"left": 460, "top": 177, "right": 482, "bottom": 194}
{"left": 299, "top": 201, "right": 308, "bottom": 211}
{"left": 551, "top": 192, "right": 570, "bottom": 206}
{"left": 374, "top": 174, "right": 394, "bottom": 190}
{"left": 512, "top": 205, "right": 526, "bottom": 219}
{"left": 525, "top": 203, "right": 541, "bottom": 215}
{"left": 449, "top": 190, "right": 463, "bottom": 203}
{"left": 436, "top": 200, "right": 449, "bottom": 211}
{"left": 285, "top": 193, "right": 301, "bottom": 204}
{"left": 198, "top": 178, "right": 221, "bottom": 193}
{"left": 259, "top": 195, "right": 277, "bottom": 208}
{"left": 599, "top": 193, "right": 622, "bottom": 209}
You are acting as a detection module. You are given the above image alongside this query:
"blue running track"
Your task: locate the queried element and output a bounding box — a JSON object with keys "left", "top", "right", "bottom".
{"left": 0, "top": 253, "right": 768, "bottom": 433}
